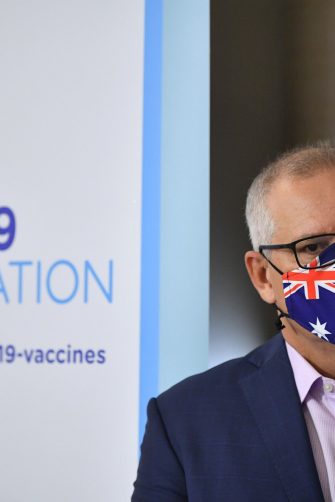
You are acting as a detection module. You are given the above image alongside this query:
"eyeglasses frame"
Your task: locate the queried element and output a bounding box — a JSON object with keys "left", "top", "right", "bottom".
{"left": 258, "top": 233, "right": 335, "bottom": 275}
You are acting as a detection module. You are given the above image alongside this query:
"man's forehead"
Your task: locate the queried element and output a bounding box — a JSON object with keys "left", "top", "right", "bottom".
{"left": 266, "top": 170, "right": 335, "bottom": 242}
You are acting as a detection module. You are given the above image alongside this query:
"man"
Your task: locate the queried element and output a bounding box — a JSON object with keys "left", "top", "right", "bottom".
{"left": 132, "top": 144, "right": 335, "bottom": 501}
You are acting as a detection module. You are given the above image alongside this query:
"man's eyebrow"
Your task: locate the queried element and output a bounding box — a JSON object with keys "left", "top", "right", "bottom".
{"left": 292, "top": 232, "right": 334, "bottom": 241}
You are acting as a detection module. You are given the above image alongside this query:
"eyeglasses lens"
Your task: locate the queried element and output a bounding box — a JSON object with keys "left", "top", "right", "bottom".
{"left": 296, "top": 235, "right": 335, "bottom": 267}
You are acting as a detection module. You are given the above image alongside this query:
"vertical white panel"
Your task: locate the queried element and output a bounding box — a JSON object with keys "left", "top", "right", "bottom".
{"left": 0, "top": 1, "right": 144, "bottom": 500}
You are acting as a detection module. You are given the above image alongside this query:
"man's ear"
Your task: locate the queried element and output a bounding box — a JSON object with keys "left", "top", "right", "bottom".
{"left": 244, "top": 251, "right": 276, "bottom": 304}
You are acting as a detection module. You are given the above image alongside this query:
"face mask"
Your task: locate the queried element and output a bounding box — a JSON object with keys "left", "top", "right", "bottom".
{"left": 281, "top": 243, "right": 335, "bottom": 344}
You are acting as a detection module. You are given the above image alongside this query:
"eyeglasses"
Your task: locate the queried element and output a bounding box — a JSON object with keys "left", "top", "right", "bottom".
{"left": 259, "top": 233, "right": 335, "bottom": 274}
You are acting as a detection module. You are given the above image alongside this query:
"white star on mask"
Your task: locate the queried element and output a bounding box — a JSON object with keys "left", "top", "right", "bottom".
{"left": 309, "top": 317, "right": 331, "bottom": 341}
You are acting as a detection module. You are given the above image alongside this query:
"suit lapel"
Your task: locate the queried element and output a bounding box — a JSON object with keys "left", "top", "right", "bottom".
{"left": 239, "top": 335, "right": 324, "bottom": 502}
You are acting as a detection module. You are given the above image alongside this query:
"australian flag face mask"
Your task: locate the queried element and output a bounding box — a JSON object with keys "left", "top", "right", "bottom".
{"left": 282, "top": 243, "right": 335, "bottom": 344}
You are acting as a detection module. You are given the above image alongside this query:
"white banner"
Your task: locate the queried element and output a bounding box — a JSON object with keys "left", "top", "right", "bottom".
{"left": 0, "top": 1, "right": 144, "bottom": 500}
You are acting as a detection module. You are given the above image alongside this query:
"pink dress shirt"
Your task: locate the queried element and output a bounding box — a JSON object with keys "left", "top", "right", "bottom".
{"left": 286, "top": 342, "right": 335, "bottom": 502}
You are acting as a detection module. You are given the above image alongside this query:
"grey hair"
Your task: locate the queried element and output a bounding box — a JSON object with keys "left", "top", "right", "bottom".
{"left": 245, "top": 142, "right": 335, "bottom": 250}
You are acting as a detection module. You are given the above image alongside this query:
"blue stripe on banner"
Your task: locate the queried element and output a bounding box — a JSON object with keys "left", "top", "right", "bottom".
{"left": 139, "top": 0, "right": 163, "bottom": 445}
{"left": 159, "top": 0, "right": 209, "bottom": 392}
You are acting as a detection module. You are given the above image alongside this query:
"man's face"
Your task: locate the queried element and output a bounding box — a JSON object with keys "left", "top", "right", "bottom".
{"left": 245, "top": 167, "right": 335, "bottom": 373}
{"left": 265, "top": 168, "right": 335, "bottom": 318}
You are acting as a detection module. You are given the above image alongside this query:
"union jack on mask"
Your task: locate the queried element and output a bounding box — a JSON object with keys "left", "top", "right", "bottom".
{"left": 282, "top": 243, "right": 335, "bottom": 344}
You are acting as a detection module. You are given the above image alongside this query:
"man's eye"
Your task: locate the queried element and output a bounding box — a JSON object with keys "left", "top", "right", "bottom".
{"left": 306, "top": 244, "right": 319, "bottom": 252}
{"left": 299, "top": 241, "right": 329, "bottom": 255}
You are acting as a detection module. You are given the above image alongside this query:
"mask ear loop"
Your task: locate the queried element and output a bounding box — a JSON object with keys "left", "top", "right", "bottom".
{"left": 274, "top": 270, "right": 291, "bottom": 331}
{"left": 274, "top": 304, "right": 289, "bottom": 331}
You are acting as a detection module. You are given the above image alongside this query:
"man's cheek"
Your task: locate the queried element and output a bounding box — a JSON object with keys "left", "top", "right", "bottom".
{"left": 271, "top": 275, "right": 286, "bottom": 308}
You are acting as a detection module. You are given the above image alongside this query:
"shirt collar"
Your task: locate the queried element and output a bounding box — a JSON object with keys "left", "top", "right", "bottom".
{"left": 286, "top": 341, "right": 321, "bottom": 403}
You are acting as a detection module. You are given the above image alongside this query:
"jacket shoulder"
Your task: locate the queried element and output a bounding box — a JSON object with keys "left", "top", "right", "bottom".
{"left": 156, "top": 332, "right": 285, "bottom": 411}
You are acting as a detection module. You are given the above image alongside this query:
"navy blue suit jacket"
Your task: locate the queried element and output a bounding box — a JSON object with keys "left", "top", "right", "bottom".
{"left": 132, "top": 334, "right": 325, "bottom": 501}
